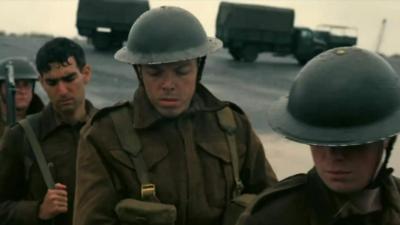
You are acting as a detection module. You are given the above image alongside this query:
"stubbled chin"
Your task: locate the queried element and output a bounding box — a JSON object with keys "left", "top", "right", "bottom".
{"left": 157, "top": 107, "right": 182, "bottom": 118}
{"left": 56, "top": 104, "right": 76, "bottom": 113}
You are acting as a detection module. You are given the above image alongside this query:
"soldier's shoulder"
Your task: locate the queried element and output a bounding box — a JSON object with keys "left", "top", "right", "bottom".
{"left": 238, "top": 174, "right": 309, "bottom": 225}
{"left": 223, "top": 101, "right": 245, "bottom": 115}
{"left": 251, "top": 173, "right": 308, "bottom": 213}
{"left": 90, "top": 101, "right": 131, "bottom": 125}
{"left": 390, "top": 174, "right": 400, "bottom": 189}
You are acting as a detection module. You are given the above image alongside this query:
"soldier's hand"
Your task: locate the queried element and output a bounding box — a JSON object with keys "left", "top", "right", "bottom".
{"left": 38, "top": 183, "right": 68, "bottom": 220}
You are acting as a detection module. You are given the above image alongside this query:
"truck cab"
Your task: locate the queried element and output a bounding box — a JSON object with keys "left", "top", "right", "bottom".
{"left": 293, "top": 27, "right": 327, "bottom": 65}
{"left": 314, "top": 24, "right": 358, "bottom": 49}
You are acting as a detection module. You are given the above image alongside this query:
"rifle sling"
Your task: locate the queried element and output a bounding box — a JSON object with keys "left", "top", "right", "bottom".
{"left": 19, "top": 116, "right": 55, "bottom": 189}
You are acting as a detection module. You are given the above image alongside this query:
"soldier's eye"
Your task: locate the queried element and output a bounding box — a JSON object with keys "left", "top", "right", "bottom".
{"left": 62, "top": 74, "right": 77, "bottom": 83}
{"left": 176, "top": 66, "right": 192, "bottom": 76}
{"left": 144, "top": 68, "right": 162, "bottom": 77}
{"left": 15, "top": 80, "right": 33, "bottom": 88}
{"left": 45, "top": 79, "right": 58, "bottom": 86}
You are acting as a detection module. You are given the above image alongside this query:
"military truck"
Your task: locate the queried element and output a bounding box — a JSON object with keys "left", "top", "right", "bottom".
{"left": 76, "top": 0, "right": 149, "bottom": 51}
{"left": 216, "top": 2, "right": 357, "bottom": 64}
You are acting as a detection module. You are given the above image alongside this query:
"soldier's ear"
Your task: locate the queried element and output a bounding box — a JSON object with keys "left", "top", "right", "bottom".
{"left": 81, "top": 64, "right": 92, "bottom": 84}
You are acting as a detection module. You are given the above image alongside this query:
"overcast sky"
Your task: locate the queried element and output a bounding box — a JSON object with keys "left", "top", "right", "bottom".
{"left": 0, "top": 0, "right": 399, "bottom": 55}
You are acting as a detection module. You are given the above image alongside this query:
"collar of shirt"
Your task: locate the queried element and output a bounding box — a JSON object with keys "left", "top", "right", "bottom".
{"left": 38, "top": 100, "right": 96, "bottom": 140}
{"left": 307, "top": 168, "right": 400, "bottom": 224}
{"left": 334, "top": 187, "right": 382, "bottom": 218}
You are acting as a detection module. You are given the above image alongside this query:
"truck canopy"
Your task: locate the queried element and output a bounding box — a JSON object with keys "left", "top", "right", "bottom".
{"left": 216, "top": 1, "right": 295, "bottom": 32}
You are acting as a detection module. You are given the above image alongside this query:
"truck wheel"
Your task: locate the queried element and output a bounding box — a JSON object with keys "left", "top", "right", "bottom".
{"left": 229, "top": 48, "right": 241, "bottom": 61}
{"left": 92, "top": 32, "right": 111, "bottom": 51}
{"left": 242, "top": 46, "right": 258, "bottom": 62}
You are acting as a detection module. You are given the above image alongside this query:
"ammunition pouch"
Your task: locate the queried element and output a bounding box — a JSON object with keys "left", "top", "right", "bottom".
{"left": 115, "top": 198, "right": 177, "bottom": 225}
{"left": 223, "top": 194, "right": 257, "bottom": 225}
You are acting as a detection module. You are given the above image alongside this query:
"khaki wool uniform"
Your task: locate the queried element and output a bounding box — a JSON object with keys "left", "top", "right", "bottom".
{"left": 0, "top": 100, "right": 96, "bottom": 225}
{"left": 74, "top": 84, "right": 277, "bottom": 225}
{"left": 241, "top": 169, "right": 400, "bottom": 225}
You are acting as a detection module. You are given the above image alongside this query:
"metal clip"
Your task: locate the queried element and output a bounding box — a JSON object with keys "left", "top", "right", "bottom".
{"left": 141, "top": 183, "right": 156, "bottom": 200}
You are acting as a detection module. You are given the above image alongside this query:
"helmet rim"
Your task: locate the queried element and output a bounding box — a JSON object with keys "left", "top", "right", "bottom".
{"left": 267, "top": 96, "right": 400, "bottom": 146}
{"left": 114, "top": 37, "right": 222, "bottom": 65}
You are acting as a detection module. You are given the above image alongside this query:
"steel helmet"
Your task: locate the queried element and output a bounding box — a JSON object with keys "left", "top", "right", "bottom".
{"left": 0, "top": 57, "right": 38, "bottom": 81}
{"left": 267, "top": 47, "right": 400, "bottom": 146}
{"left": 115, "top": 6, "right": 222, "bottom": 64}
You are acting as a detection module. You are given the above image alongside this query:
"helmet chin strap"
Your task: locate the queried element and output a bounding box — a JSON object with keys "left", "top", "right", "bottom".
{"left": 367, "top": 136, "right": 396, "bottom": 189}
{"left": 197, "top": 56, "right": 206, "bottom": 82}
{"left": 133, "top": 65, "right": 142, "bottom": 86}
{"left": 372, "top": 149, "right": 386, "bottom": 182}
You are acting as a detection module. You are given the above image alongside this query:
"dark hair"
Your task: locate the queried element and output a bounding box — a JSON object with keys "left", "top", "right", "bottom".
{"left": 35, "top": 37, "right": 86, "bottom": 75}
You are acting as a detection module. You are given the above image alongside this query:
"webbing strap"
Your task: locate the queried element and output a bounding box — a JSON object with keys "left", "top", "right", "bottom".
{"left": 110, "top": 106, "right": 242, "bottom": 199}
{"left": 217, "top": 107, "right": 243, "bottom": 197}
{"left": 110, "top": 108, "right": 156, "bottom": 200}
{"left": 19, "top": 117, "right": 55, "bottom": 189}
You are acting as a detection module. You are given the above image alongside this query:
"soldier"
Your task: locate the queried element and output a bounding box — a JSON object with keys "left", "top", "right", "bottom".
{"left": 0, "top": 37, "right": 97, "bottom": 225}
{"left": 240, "top": 47, "right": 400, "bottom": 225}
{"left": 74, "top": 6, "right": 277, "bottom": 225}
{"left": 0, "top": 57, "right": 44, "bottom": 137}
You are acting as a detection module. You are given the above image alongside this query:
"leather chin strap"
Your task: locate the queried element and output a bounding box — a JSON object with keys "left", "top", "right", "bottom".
{"left": 133, "top": 65, "right": 142, "bottom": 86}
{"left": 196, "top": 56, "right": 206, "bottom": 82}
{"left": 367, "top": 136, "right": 396, "bottom": 189}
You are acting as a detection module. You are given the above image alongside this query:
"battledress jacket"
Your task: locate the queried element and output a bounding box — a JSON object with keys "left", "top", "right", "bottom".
{"left": 0, "top": 93, "right": 44, "bottom": 138}
{"left": 241, "top": 169, "right": 400, "bottom": 225}
{"left": 0, "top": 100, "right": 97, "bottom": 225}
{"left": 73, "top": 84, "right": 277, "bottom": 225}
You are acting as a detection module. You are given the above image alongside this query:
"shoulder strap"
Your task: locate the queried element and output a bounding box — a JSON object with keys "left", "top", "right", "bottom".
{"left": 110, "top": 107, "right": 156, "bottom": 201}
{"left": 18, "top": 114, "right": 55, "bottom": 189}
{"left": 217, "top": 106, "right": 243, "bottom": 197}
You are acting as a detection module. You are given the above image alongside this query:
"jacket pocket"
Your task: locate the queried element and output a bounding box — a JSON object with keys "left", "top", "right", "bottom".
{"left": 196, "top": 139, "right": 246, "bottom": 208}
{"left": 196, "top": 141, "right": 231, "bottom": 208}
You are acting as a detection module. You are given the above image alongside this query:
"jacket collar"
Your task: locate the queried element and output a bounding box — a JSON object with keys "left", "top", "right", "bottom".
{"left": 307, "top": 169, "right": 338, "bottom": 224}
{"left": 132, "top": 83, "right": 227, "bottom": 129}
{"left": 307, "top": 168, "right": 400, "bottom": 224}
{"left": 38, "top": 100, "right": 96, "bottom": 140}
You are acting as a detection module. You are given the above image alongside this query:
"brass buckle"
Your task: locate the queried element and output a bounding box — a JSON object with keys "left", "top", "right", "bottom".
{"left": 141, "top": 183, "right": 156, "bottom": 199}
